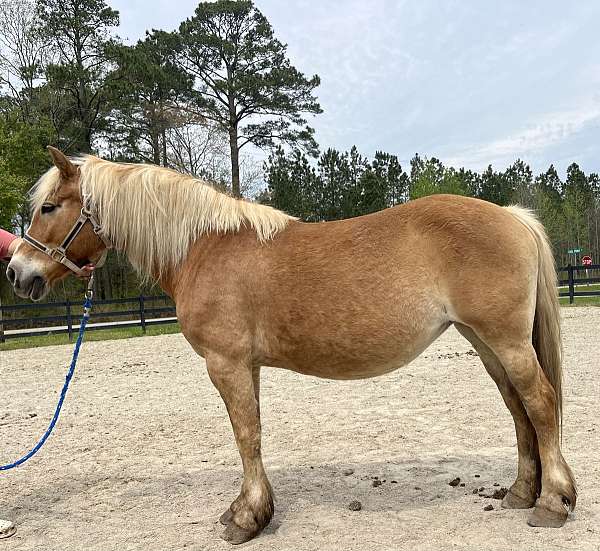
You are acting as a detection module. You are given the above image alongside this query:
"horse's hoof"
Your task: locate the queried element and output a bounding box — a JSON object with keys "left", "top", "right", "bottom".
{"left": 220, "top": 508, "right": 234, "bottom": 526}
{"left": 502, "top": 489, "right": 535, "bottom": 509}
{"left": 221, "top": 521, "right": 259, "bottom": 545}
{"left": 0, "top": 519, "right": 16, "bottom": 539}
{"left": 527, "top": 505, "right": 567, "bottom": 528}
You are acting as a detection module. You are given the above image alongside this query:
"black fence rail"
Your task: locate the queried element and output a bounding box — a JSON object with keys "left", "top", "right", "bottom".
{"left": 558, "top": 264, "right": 600, "bottom": 304}
{"left": 0, "top": 295, "right": 176, "bottom": 342}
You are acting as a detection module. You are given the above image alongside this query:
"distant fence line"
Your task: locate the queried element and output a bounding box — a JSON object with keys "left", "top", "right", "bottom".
{"left": 558, "top": 264, "right": 600, "bottom": 304}
{"left": 1, "top": 265, "right": 599, "bottom": 342}
{"left": 0, "top": 295, "right": 176, "bottom": 342}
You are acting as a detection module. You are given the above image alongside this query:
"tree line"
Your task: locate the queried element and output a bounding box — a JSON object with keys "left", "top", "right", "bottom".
{"left": 0, "top": 0, "right": 598, "bottom": 305}
{"left": 261, "top": 147, "right": 600, "bottom": 269}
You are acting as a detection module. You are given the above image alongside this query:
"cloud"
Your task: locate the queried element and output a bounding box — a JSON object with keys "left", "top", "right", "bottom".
{"left": 443, "top": 102, "right": 600, "bottom": 171}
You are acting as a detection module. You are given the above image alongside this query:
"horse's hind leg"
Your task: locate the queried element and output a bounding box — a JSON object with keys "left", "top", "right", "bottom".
{"left": 491, "top": 341, "right": 576, "bottom": 527}
{"left": 456, "top": 324, "right": 540, "bottom": 508}
{"left": 463, "top": 313, "right": 576, "bottom": 526}
{"left": 206, "top": 357, "right": 273, "bottom": 544}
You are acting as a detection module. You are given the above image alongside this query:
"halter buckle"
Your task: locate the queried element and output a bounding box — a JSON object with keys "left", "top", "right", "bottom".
{"left": 49, "top": 248, "right": 66, "bottom": 262}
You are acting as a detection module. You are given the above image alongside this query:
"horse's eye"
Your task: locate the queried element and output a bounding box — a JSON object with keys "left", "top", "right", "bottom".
{"left": 41, "top": 203, "right": 56, "bottom": 214}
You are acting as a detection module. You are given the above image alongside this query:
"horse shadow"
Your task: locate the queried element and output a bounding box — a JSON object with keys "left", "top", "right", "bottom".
{"left": 3, "top": 450, "right": 517, "bottom": 539}
{"left": 262, "top": 452, "right": 515, "bottom": 534}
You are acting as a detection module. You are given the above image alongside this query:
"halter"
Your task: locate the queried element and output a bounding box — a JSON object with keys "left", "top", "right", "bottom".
{"left": 23, "top": 197, "right": 111, "bottom": 276}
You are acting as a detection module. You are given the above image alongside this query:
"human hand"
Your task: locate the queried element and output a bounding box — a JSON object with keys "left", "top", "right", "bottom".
{"left": 76, "top": 264, "right": 96, "bottom": 279}
{"left": 7, "top": 236, "right": 22, "bottom": 257}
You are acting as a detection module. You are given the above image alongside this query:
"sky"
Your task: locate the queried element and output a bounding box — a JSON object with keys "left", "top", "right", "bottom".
{"left": 110, "top": 0, "right": 600, "bottom": 177}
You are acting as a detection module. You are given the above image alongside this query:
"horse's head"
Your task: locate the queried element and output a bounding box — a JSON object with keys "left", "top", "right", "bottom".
{"left": 6, "top": 147, "right": 109, "bottom": 301}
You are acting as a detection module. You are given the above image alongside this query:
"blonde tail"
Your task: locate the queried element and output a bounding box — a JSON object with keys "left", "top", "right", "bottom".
{"left": 505, "top": 206, "right": 563, "bottom": 429}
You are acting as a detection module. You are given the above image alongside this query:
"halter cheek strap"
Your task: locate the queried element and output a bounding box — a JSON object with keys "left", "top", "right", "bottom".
{"left": 24, "top": 207, "right": 111, "bottom": 277}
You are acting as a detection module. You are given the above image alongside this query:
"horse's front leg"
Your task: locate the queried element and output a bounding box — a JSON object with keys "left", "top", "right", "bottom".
{"left": 206, "top": 355, "right": 273, "bottom": 544}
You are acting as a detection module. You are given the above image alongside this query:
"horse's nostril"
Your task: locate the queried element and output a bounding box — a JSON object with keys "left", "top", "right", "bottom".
{"left": 6, "top": 267, "right": 16, "bottom": 285}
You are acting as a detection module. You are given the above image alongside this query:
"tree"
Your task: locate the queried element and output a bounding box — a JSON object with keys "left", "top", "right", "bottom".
{"left": 410, "top": 154, "right": 437, "bottom": 199}
{"left": 479, "top": 165, "right": 513, "bottom": 205}
{"left": 176, "top": 0, "right": 322, "bottom": 196}
{"left": 587, "top": 173, "right": 600, "bottom": 264}
{"left": 563, "top": 163, "right": 594, "bottom": 263}
{"left": 409, "top": 155, "right": 467, "bottom": 199}
{"left": 36, "top": 0, "right": 120, "bottom": 152}
{"left": 108, "top": 30, "right": 193, "bottom": 165}
{"left": 316, "top": 148, "right": 352, "bottom": 220}
{"left": 0, "top": 164, "right": 22, "bottom": 228}
{"left": 0, "top": 0, "right": 49, "bottom": 120}
{"left": 534, "top": 165, "right": 565, "bottom": 263}
{"left": 263, "top": 146, "right": 317, "bottom": 220}
{"left": 505, "top": 159, "right": 534, "bottom": 207}
{"left": 358, "top": 168, "right": 388, "bottom": 215}
{"left": 455, "top": 167, "right": 481, "bottom": 198}
{"left": 0, "top": 113, "right": 53, "bottom": 232}
{"left": 372, "top": 151, "right": 408, "bottom": 206}
{"left": 264, "top": 146, "right": 410, "bottom": 222}
{"left": 339, "top": 146, "right": 369, "bottom": 218}
{"left": 166, "top": 122, "right": 229, "bottom": 178}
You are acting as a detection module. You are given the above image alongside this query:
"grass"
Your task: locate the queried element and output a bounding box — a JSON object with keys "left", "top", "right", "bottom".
{"left": 558, "top": 282, "right": 600, "bottom": 291}
{"left": 558, "top": 283, "right": 600, "bottom": 306}
{"left": 0, "top": 322, "right": 181, "bottom": 351}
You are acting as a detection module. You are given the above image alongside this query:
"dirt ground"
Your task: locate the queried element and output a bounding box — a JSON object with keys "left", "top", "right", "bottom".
{"left": 0, "top": 307, "right": 598, "bottom": 551}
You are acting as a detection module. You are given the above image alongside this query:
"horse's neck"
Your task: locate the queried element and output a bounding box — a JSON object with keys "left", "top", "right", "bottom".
{"left": 150, "top": 231, "right": 221, "bottom": 300}
{"left": 155, "top": 228, "right": 262, "bottom": 302}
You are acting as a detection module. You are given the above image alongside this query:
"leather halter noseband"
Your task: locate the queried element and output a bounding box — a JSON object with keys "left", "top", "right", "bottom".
{"left": 23, "top": 204, "right": 111, "bottom": 276}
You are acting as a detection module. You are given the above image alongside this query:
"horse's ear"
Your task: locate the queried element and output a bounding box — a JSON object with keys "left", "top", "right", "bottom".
{"left": 47, "top": 146, "right": 76, "bottom": 179}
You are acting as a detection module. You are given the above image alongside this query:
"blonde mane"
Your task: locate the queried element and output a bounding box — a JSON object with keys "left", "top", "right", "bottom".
{"left": 31, "top": 155, "right": 294, "bottom": 278}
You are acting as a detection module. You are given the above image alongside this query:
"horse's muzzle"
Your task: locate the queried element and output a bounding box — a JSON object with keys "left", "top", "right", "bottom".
{"left": 6, "top": 258, "right": 48, "bottom": 301}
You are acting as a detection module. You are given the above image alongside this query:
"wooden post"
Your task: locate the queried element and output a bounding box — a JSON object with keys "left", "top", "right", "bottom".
{"left": 139, "top": 295, "right": 146, "bottom": 333}
{"left": 567, "top": 264, "right": 575, "bottom": 305}
{"left": 66, "top": 300, "right": 73, "bottom": 342}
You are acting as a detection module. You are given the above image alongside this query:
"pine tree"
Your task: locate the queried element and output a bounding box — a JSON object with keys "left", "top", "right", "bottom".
{"left": 176, "top": 0, "right": 321, "bottom": 196}
{"left": 37, "top": 0, "right": 120, "bottom": 152}
{"left": 109, "top": 31, "right": 193, "bottom": 164}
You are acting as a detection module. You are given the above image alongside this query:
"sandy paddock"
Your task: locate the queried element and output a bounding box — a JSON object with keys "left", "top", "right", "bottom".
{"left": 0, "top": 307, "right": 598, "bottom": 551}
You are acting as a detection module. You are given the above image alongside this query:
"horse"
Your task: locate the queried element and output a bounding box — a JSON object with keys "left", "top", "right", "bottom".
{"left": 6, "top": 147, "right": 576, "bottom": 544}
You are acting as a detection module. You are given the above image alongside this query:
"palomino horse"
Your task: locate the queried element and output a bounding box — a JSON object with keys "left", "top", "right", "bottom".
{"left": 7, "top": 147, "right": 576, "bottom": 544}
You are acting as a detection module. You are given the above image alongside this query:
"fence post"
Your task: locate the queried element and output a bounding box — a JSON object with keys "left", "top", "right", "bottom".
{"left": 66, "top": 300, "right": 73, "bottom": 342}
{"left": 567, "top": 264, "right": 574, "bottom": 305}
{"left": 139, "top": 295, "right": 146, "bottom": 333}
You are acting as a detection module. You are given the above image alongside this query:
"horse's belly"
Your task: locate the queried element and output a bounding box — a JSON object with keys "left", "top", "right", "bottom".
{"left": 264, "top": 320, "right": 451, "bottom": 380}
{"left": 278, "top": 356, "right": 411, "bottom": 380}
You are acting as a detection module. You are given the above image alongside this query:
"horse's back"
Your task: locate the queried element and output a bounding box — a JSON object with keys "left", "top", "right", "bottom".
{"left": 270, "top": 194, "right": 535, "bottom": 298}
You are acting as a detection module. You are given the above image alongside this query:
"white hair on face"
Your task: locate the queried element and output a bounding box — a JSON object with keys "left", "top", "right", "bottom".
{"left": 30, "top": 155, "right": 294, "bottom": 279}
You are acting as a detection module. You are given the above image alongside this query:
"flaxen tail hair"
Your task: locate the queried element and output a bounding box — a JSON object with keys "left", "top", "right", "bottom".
{"left": 505, "top": 206, "right": 563, "bottom": 428}
{"left": 506, "top": 205, "right": 577, "bottom": 508}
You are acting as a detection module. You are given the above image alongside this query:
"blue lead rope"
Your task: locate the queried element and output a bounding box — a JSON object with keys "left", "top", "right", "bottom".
{"left": 0, "top": 280, "right": 93, "bottom": 471}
